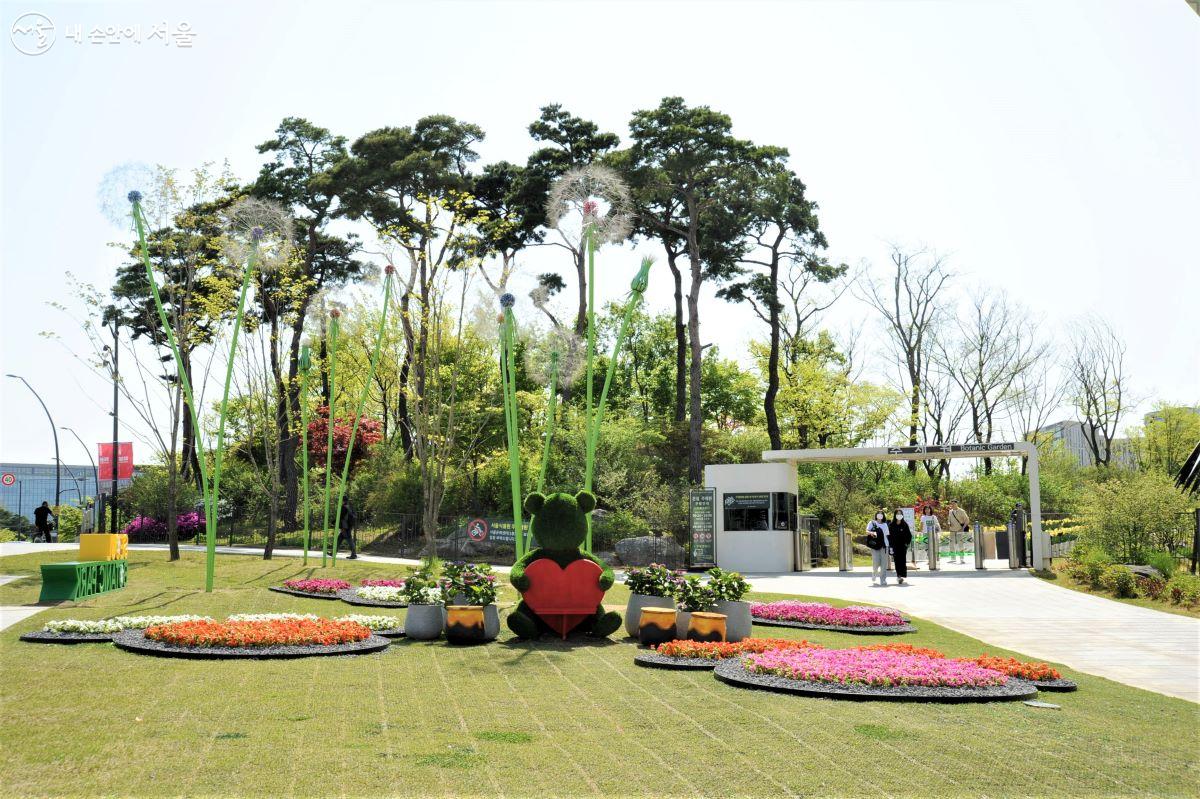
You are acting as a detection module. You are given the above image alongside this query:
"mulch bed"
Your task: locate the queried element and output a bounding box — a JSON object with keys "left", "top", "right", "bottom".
{"left": 267, "top": 586, "right": 342, "bottom": 601}
{"left": 373, "top": 627, "right": 406, "bottom": 639}
{"left": 336, "top": 588, "right": 408, "bottom": 608}
{"left": 1029, "top": 678, "right": 1077, "bottom": 692}
{"left": 111, "top": 629, "right": 391, "bottom": 659}
{"left": 19, "top": 631, "right": 116, "bottom": 644}
{"left": 750, "top": 617, "right": 917, "bottom": 635}
{"left": 712, "top": 659, "right": 1039, "bottom": 703}
{"left": 634, "top": 652, "right": 724, "bottom": 670}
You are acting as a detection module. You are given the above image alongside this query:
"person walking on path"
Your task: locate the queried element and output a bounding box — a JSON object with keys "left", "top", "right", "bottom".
{"left": 920, "top": 507, "right": 942, "bottom": 569}
{"left": 946, "top": 500, "right": 970, "bottom": 564}
{"left": 865, "top": 511, "right": 891, "bottom": 586}
{"left": 889, "top": 509, "right": 913, "bottom": 585}
{"left": 32, "top": 501, "right": 54, "bottom": 543}
{"left": 337, "top": 498, "right": 358, "bottom": 560}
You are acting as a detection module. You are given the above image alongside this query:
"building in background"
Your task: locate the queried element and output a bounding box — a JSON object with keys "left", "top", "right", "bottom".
{"left": 1034, "top": 420, "right": 1134, "bottom": 468}
{"left": 0, "top": 462, "right": 134, "bottom": 528}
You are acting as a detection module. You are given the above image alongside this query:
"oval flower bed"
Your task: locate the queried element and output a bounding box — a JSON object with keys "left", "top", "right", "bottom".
{"left": 269, "top": 578, "right": 351, "bottom": 599}
{"left": 635, "top": 637, "right": 822, "bottom": 669}
{"left": 337, "top": 584, "right": 409, "bottom": 608}
{"left": 20, "top": 615, "right": 212, "bottom": 644}
{"left": 714, "top": 646, "right": 1039, "bottom": 702}
{"left": 336, "top": 614, "right": 405, "bottom": 637}
{"left": 750, "top": 601, "right": 915, "bottom": 634}
{"left": 114, "top": 617, "right": 389, "bottom": 659}
{"left": 957, "top": 654, "right": 1075, "bottom": 691}
{"left": 359, "top": 579, "right": 406, "bottom": 588}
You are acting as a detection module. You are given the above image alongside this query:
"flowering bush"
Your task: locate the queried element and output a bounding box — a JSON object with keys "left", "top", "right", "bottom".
{"left": 1136, "top": 574, "right": 1166, "bottom": 600}
{"left": 145, "top": 618, "right": 371, "bottom": 648}
{"left": 356, "top": 585, "right": 407, "bottom": 602}
{"left": 306, "top": 406, "right": 383, "bottom": 473}
{"left": 282, "top": 578, "right": 350, "bottom": 595}
{"left": 439, "top": 561, "right": 498, "bottom": 605}
{"left": 624, "top": 564, "right": 682, "bottom": 597}
{"left": 705, "top": 567, "right": 751, "bottom": 601}
{"left": 745, "top": 648, "right": 1008, "bottom": 688}
{"left": 957, "top": 654, "right": 1061, "bottom": 681}
{"left": 336, "top": 614, "right": 402, "bottom": 631}
{"left": 121, "top": 512, "right": 205, "bottom": 540}
{"left": 655, "top": 638, "right": 821, "bottom": 660}
{"left": 44, "top": 616, "right": 211, "bottom": 633}
{"left": 675, "top": 576, "right": 717, "bottom": 612}
{"left": 226, "top": 613, "right": 318, "bottom": 622}
{"left": 360, "top": 579, "right": 406, "bottom": 588}
{"left": 407, "top": 587, "right": 444, "bottom": 605}
{"left": 750, "top": 601, "right": 905, "bottom": 628}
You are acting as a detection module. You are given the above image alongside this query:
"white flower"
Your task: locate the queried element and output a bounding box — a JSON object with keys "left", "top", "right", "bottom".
{"left": 546, "top": 164, "right": 633, "bottom": 247}
{"left": 110, "top": 615, "right": 212, "bottom": 629}
{"left": 44, "top": 618, "right": 122, "bottom": 634}
{"left": 335, "top": 614, "right": 402, "bottom": 631}
{"left": 355, "top": 585, "right": 407, "bottom": 602}
{"left": 221, "top": 197, "right": 294, "bottom": 273}
{"left": 226, "top": 613, "right": 318, "bottom": 622}
{"left": 409, "top": 587, "right": 444, "bottom": 605}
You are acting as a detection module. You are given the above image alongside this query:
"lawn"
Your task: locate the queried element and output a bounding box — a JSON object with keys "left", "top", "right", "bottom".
{"left": 1, "top": 550, "right": 1197, "bottom": 798}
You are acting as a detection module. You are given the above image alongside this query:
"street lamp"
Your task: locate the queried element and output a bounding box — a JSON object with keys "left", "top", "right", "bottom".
{"left": 62, "top": 426, "right": 99, "bottom": 532}
{"left": 5, "top": 374, "right": 60, "bottom": 507}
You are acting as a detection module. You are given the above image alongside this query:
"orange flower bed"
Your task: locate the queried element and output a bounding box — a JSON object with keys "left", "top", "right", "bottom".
{"left": 957, "top": 654, "right": 1061, "bottom": 681}
{"left": 857, "top": 643, "right": 947, "bottom": 659}
{"left": 145, "top": 618, "right": 372, "bottom": 649}
{"left": 654, "top": 638, "right": 821, "bottom": 660}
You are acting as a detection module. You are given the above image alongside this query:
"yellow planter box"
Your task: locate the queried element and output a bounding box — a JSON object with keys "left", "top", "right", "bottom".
{"left": 78, "top": 533, "right": 129, "bottom": 561}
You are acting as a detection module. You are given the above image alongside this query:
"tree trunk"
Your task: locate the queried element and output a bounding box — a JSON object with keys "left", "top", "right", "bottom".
{"left": 907, "top": 377, "right": 920, "bottom": 474}
{"left": 765, "top": 255, "right": 782, "bottom": 451}
{"left": 685, "top": 214, "right": 704, "bottom": 485}
{"left": 666, "top": 250, "right": 687, "bottom": 425}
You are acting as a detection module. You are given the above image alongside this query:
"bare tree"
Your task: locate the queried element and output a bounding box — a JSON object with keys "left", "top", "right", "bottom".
{"left": 1065, "top": 318, "right": 1133, "bottom": 467}
{"left": 1010, "top": 362, "right": 1068, "bottom": 473}
{"left": 859, "top": 247, "right": 953, "bottom": 473}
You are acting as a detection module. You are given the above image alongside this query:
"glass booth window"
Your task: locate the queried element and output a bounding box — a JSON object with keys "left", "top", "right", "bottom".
{"left": 724, "top": 508, "right": 769, "bottom": 531}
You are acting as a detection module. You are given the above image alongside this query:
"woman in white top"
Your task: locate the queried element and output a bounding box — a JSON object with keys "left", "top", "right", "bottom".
{"left": 865, "top": 511, "right": 891, "bottom": 586}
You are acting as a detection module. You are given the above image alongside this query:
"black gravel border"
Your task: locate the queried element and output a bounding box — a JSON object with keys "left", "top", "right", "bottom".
{"left": 268, "top": 585, "right": 344, "bottom": 601}
{"left": 634, "top": 652, "right": 724, "bottom": 670}
{"left": 20, "top": 630, "right": 116, "bottom": 644}
{"left": 750, "top": 617, "right": 917, "bottom": 635}
{"left": 372, "top": 627, "right": 406, "bottom": 639}
{"left": 111, "top": 629, "right": 391, "bottom": 659}
{"left": 336, "top": 588, "right": 408, "bottom": 608}
{"left": 1031, "top": 678, "right": 1077, "bottom": 692}
{"left": 712, "top": 659, "right": 1039, "bottom": 703}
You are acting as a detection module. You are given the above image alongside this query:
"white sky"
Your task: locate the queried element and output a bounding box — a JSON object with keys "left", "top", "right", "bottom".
{"left": 1, "top": 0, "right": 1197, "bottom": 465}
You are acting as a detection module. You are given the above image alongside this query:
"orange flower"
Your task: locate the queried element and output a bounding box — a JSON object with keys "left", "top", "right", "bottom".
{"left": 957, "top": 654, "right": 1061, "bottom": 681}
{"left": 145, "top": 618, "right": 371, "bottom": 648}
{"left": 654, "top": 638, "right": 821, "bottom": 660}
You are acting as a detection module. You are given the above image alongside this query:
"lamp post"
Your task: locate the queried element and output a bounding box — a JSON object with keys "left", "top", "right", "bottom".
{"left": 6, "top": 374, "right": 60, "bottom": 507}
{"left": 62, "top": 426, "right": 99, "bottom": 532}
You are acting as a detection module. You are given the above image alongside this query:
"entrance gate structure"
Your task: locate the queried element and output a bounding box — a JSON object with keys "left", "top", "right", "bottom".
{"left": 761, "top": 441, "right": 1049, "bottom": 571}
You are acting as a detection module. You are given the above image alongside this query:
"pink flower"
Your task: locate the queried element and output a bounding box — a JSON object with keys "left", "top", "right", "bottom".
{"left": 744, "top": 648, "right": 1008, "bottom": 688}
{"left": 750, "top": 601, "right": 904, "bottom": 628}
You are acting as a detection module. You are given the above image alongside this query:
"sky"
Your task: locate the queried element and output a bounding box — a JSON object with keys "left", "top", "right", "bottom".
{"left": 1, "top": 0, "right": 1197, "bottom": 467}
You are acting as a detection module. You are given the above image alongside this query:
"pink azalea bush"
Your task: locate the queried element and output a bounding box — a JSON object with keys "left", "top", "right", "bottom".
{"left": 283, "top": 578, "right": 351, "bottom": 595}
{"left": 745, "top": 647, "right": 1008, "bottom": 688}
{"left": 750, "top": 601, "right": 905, "bottom": 628}
{"left": 360, "top": 579, "right": 406, "bottom": 588}
{"left": 121, "top": 512, "right": 205, "bottom": 539}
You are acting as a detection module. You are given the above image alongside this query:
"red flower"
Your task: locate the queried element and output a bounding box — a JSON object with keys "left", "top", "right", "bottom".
{"left": 145, "top": 618, "right": 371, "bottom": 648}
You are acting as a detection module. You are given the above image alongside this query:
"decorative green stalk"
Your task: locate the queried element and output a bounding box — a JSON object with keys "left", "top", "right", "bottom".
{"left": 584, "top": 224, "right": 597, "bottom": 491}
{"left": 331, "top": 267, "right": 394, "bottom": 563}
{"left": 536, "top": 350, "right": 560, "bottom": 494}
{"left": 321, "top": 309, "right": 340, "bottom": 567}
{"left": 498, "top": 294, "right": 525, "bottom": 559}
{"left": 299, "top": 344, "right": 312, "bottom": 564}
{"left": 208, "top": 234, "right": 259, "bottom": 588}
{"left": 129, "top": 194, "right": 215, "bottom": 589}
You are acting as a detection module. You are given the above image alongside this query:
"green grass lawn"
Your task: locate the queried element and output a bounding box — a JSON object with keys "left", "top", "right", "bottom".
{"left": 1, "top": 550, "right": 1197, "bottom": 798}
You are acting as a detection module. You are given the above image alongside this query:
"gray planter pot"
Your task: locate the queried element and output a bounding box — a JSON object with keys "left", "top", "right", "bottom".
{"left": 405, "top": 603, "right": 445, "bottom": 640}
{"left": 624, "top": 593, "right": 676, "bottom": 638}
{"left": 675, "top": 610, "right": 692, "bottom": 640}
{"left": 713, "top": 599, "right": 752, "bottom": 643}
{"left": 482, "top": 604, "right": 500, "bottom": 641}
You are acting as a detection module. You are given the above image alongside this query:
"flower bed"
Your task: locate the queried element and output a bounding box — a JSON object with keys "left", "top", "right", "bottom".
{"left": 856, "top": 642, "right": 947, "bottom": 659}
{"left": 355, "top": 585, "right": 406, "bottom": 602}
{"left": 360, "top": 579, "right": 406, "bottom": 588}
{"left": 146, "top": 618, "right": 370, "bottom": 648}
{"left": 745, "top": 647, "right": 1006, "bottom": 688}
{"left": 957, "top": 654, "right": 1062, "bottom": 682}
{"left": 282, "top": 578, "right": 350, "bottom": 595}
{"left": 336, "top": 614, "right": 404, "bottom": 637}
{"left": 636, "top": 637, "right": 821, "bottom": 670}
{"left": 227, "top": 613, "right": 318, "bottom": 622}
{"left": 21, "top": 615, "right": 214, "bottom": 645}
{"left": 751, "top": 601, "right": 906, "bottom": 629}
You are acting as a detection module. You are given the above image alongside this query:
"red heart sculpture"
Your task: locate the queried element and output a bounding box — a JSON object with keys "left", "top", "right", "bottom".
{"left": 521, "top": 558, "right": 605, "bottom": 638}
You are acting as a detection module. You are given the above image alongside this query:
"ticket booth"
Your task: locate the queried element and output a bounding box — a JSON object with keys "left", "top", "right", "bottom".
{"left": 703, "top": 463, "right": 799, "bottom": 573}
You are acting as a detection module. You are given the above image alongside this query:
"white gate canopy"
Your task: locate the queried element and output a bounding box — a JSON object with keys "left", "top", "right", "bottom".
{"left": 761, "top": 442, "right": 1048, "bottom": 570}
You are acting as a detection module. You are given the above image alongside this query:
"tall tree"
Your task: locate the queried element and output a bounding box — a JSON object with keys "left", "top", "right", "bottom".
{"left": 626, "top": 97, "right": 787, "bottom": 481}
{"left": 1066, "top": 317, "right": 1133, "bottom": 467}
{"left": 717, "top": 166, "right": 843, "bottom": 450}
{"left": 860, "top": 247, "right": 953, "bottom": 473}
{"left": 252, "top": 117, "right": 363, "bottom": 529}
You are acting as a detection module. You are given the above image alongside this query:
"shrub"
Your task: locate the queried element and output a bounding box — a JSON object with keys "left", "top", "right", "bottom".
{"left": 439, "top": 561, "right": 498, "bottom": 605}
{"left": 674, "top": 576, "right": 717, "bottom": 612}
{"left": 1100, "top": 565, "right": 1136, "bottom": 598}
{"left": 1166, "top": 573, "right": 1200, "bottom": 606}
{"left": 0, "top": 507, "right": 31, "bottom": 536}
{"left": 1078, "top": 472, "right": 1192, "bottom": 562}
{"left": 0, "top": 528, "right": 18, "bottom": 543}
{"left": 52, "top": 504, "right": 82, "bottom": 541}
{"left": 1081, "top": 549, "right": 1113, "bottom": 586}
{"left": 1136, "top": 574, "right": 1167, "bottom": 601}
{"left": 1146, "top": 551, "right": 1178, "bottom": 579}
{"left": 623, "top": 563, "right": 680, "bottom": 597}
{"left": 705, "top": 567, "right": 750, "bottom": 601}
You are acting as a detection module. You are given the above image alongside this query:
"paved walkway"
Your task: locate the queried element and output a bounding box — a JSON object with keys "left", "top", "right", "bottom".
{"left": 3, "top": 542, "right": 1197, "bottom": 702}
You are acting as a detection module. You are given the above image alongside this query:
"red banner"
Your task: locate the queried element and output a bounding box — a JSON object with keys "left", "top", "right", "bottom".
{"left": 98, "top": 442, "right": 134, "bottom": 480}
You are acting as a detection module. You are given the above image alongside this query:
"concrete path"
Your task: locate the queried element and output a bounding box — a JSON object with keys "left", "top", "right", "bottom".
{"left": 3, "top": 543, "right": 1197, "bottom": 702}
{"left": 748, "top": 561, "right": 1200, "bottom": 704}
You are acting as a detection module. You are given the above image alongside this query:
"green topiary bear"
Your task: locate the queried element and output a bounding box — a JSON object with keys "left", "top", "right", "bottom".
{"left": 507, "top": 490, "right": 622, "bottom": 639}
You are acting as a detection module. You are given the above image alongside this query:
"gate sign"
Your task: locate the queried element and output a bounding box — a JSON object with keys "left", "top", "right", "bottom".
{"left": 886, "top": 442, "right": 1016, "bottom": 455}
{"left": 0, "top": 473, "right": 14, "bottom": 487}
{"left": 98, "top": 442, "right": 134, "bottom": 480}
{"left": 456, "top": 517, "right": 516, "bottom": 544}
{"left": 689, "top": 488, "right": 717, "bottom": 568}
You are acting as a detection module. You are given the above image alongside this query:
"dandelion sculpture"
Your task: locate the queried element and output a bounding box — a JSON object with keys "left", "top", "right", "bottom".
{"left": 321, "top": 306, "right": 341, "bottom": 567}
{"left": 299, "top": 343, "right": 313, "bottom": 563}
{"left": 524, "top": 326, "right": 584, "bottom": 494}
{"left": 329, "top": 265, "right": 395, "bottom": 564}
{"left": 113, "top": 167, "right": 293, "bottom": 591}
{"left": 497, "top": 293, "right": 526, "bottom": 559}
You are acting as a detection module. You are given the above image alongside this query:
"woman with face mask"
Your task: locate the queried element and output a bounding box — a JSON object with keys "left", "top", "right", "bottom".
{"left": 889, "top": 509, "right": 913, "bottom": 585}
{"left": 865, "top": 510, "right": 891, "bottom": 586}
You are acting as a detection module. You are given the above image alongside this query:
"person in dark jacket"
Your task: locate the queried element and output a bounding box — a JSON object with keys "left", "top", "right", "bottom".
{"left": 890, "top": 509, "right": 913, "bottom": 585}
{"left": 33, "top": 501, "right": 54, "bottom": 542}
{"left": 865, "top": 511, "right": 890, "bottom": 586}
{"left": 337, "top": 499, "right": 358, "bottom": 560}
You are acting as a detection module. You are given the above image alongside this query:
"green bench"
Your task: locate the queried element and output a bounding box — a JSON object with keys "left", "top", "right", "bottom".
{"left": 39, "top": 560, "right": 128, "bottom": 602}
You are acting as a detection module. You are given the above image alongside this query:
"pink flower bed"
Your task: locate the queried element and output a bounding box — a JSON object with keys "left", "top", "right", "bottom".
{"left": 745, "top": 647, "right": 1008, "bottom": 688}
{"left": 750, "top": 601, "right": 905, "bottom": 628}
{"left": 282, "top": 578, "right": 351, "bottom": 595}
{"left": 360, "top": 579, "right": 406, "bottom": 588}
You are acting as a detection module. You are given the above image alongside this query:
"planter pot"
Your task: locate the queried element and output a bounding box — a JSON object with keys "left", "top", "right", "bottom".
{"left": 638, "top": 606, "right": 678, "bottom": 647}
{"left": 713, "top": 599, "right": 752, "bottom": 643}
{"left": 687, "top": 611, "right": 727, "bottom": 643}
{"left": 625, "top": 593, "right": 676, "bottom": 638}
{"left": 675, "top": 611, "right": 692, "bottom": 639}
{"left": 482, "top": 604, "right": 500, "bottom": 641}
{"left": 405, "top": 604, "right": 446, "bottom": 640}
{"left": 445, "top": 605, "right": 486, "bottom": 644}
